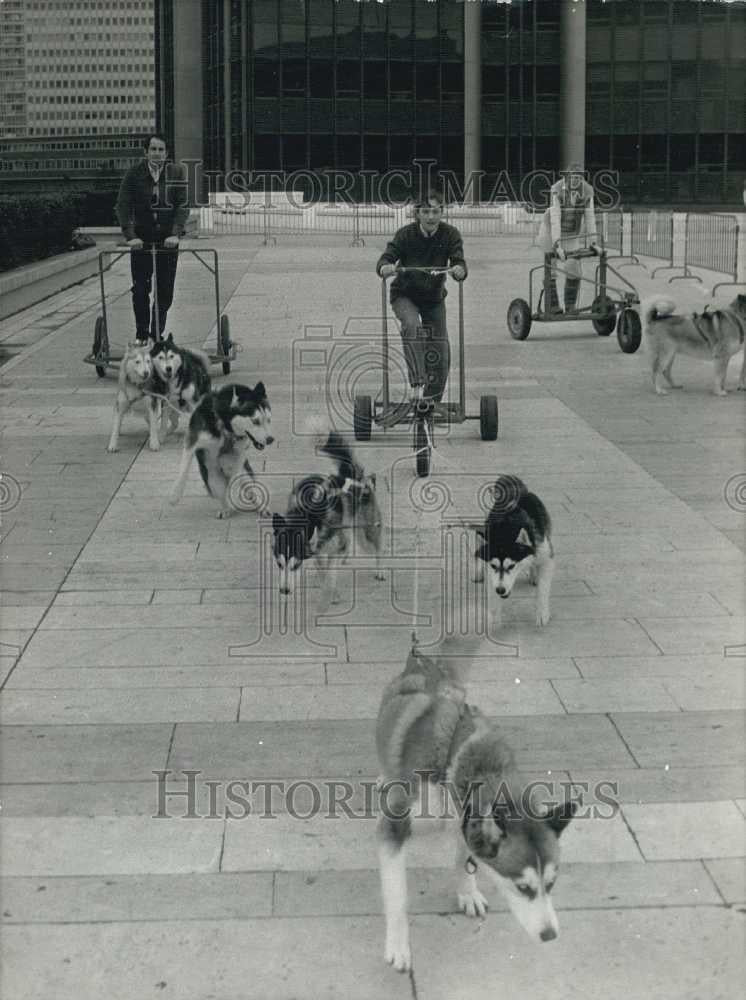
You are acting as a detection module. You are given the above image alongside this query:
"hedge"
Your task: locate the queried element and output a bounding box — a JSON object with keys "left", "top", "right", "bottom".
{"left": 0, "top": 189, "right": 118, "bottom": 273}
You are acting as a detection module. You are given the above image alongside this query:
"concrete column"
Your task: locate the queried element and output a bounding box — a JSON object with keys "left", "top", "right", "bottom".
{"left": 171, "top": 0, "right": 203, "bottom": 166}
{"left": 559, "top": 0, "right": 586, "bottom": 169}
{"left": 463, "top": 0, "right": 482, "bottom": 203}
{"left": 223, "top": 0, "right": 232, "bottom": 175}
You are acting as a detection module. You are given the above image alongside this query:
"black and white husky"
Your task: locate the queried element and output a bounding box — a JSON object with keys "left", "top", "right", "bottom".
{"left": 271, "top": 430, "right": 385, "bottom": 603}
{"left": 473, "top": 474, "right": 554, "bottom": 628}
{"left": 169, "top": 382, "right": 273, "bottom": 518}
{"left": 149, "top": 333, "right": 211, "bottom": 438}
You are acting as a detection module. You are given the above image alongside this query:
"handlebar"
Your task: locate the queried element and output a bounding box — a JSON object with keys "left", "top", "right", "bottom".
{"left": 381, "top": 265, "right": 461, "bottom": 280}
{"left": 552, "top": 246, "right": 604, "bottom": 260}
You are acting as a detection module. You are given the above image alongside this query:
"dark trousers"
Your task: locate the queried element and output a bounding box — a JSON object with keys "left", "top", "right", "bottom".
{"left": 391, "top": 297, "right": 450, "bottom": 402}
{"left": 130, "top": 244, "right": 179, "bottom": 340}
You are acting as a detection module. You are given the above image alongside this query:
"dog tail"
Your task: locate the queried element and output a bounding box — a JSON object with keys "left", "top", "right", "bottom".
{"left": 431, "top": 632, "right": 486, "bottom": 687}
{"left": 644, "top": 297, "right": 677, "bottom": 326}
{"left": 187, "top": 347, "right": 211, "bottom": 372}
{"left": 320, "top": 430, "right": 361, "bottom": 482}
{"left": 492, "top": 475, "right": 528, "bottom": 515}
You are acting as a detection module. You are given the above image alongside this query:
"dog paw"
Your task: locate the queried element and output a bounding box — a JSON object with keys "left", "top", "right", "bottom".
{"left": 655, "top": 387, "right": 669, "bottom": 396}
{"left": 458, "top": 888, "right": 489, "bottom": 919}
{"left": 384, "top": 935, "right": 411, "bottom": 973}
{"left": 737, "top": 383, "right": 745, "bottom": 392}
{"left": 148, "top": 440, "right": 161, "bottom": 452}
{"left": 106, "top": 445, "right": 119, "bottom": 454}
{"left": 374, "top": 571, "right": 386, "bottom": 582}
{"left": 216, "top": 509, "right": 233, "bottom": 520}
{"left": 714, "top": 389, "right": 728, "bottom": 397}
{"left": 536, "top": 608, "right": 551, "bottom": 627}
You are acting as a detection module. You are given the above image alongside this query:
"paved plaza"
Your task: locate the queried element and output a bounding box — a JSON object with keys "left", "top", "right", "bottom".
{"left": 0, "top": 233, "right": 744, "bottom": 999}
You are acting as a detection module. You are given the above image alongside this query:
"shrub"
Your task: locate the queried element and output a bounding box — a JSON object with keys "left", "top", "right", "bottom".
{"left": 0, "top": 188, "right": 118, "bottom": 272}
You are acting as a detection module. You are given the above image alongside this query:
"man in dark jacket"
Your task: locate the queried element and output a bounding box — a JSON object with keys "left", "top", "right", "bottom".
{"left": 376, "top": 192, "right": 467, "bottom": 403}
{"left": 115, "top": 133, "right": 189, "bottom": 342}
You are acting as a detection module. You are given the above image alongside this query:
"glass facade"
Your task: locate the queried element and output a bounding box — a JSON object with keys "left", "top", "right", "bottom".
{"left": 193, "top": 0, "right": 745, "bottom": 204}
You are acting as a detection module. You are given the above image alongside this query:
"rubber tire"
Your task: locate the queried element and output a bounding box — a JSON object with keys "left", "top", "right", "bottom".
{"left": 93, "top": 315, "right": 108, "bottom": 378}
{"left": 220, "top": 314, "right": 231, "bottom": 375}
{"left": 507, "top": 298, "right": 532, "bottom": 340}
{"left": 415, "top": 419, "right": 430, "bottom": 478}
{"left": 353, "top": 394, "right": 372, "bottom": 441}
{"left": 617, "top": 308, "right": 642, "bottom": 354}
{"left": 480, "top": 395, "right": 498, "bottom": 441}
{"left": 591, "top": 295, "right": 616, "bottom": 336}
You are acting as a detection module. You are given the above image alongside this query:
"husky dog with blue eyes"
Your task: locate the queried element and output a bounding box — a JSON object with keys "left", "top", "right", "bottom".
{"left": 169, "top": 382, "right": 274, "bottom": 519}
{"left": 473, "top": 474, "right": 554, "bottom": 630}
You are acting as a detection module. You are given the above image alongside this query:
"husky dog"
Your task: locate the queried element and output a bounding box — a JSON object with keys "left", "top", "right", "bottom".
{"left": 376, "top": 635, "right": 576, "bottom": 973}
{"left": 149, "top": 333, "right": 212, "bottom": 438}
{"left": 106, "top": 342, "right": 160, "bottom": 453}
{"left": 645, "top": 294, "right": 746, "bottom": 396}
{"left": 473, "top": 475, "right": 554, "bottom": 629}
{"left": 271, "top": 430, "right": 385, "bottom": 603}
{"left": 169, "top": 382, "right": 273, "bottom": 518}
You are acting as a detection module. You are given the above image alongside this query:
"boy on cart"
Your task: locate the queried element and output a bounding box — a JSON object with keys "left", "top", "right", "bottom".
{"left": 538, "top": 163, "right": 600, "bottom": 314}
{"left": 376, "top": 191, "right": 467, "bottom": 407}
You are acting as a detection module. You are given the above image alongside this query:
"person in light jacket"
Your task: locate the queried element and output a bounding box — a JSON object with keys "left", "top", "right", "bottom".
{"left": 538, "top": 164, "right": 599, "bottom": 313}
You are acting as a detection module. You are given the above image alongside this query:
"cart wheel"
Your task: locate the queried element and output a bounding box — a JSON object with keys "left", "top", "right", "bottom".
{"left": 617, "top": 308, "right": 642, "bottom": 354}
{"left": 591, "top": 295, "right": 616, "bottom": 336}
{"left": 353, "top": 394, "right": 372, "bottom": 441}
{"left": 93, "top": 315, "right": 108, "bottom": 378}
{"left": 415, "top": 419, "right": 431, "bottom": 478}
{"left": 480, "top": 395, "right": 498, "bottom": 441}
{"left": 507, "top": 298, "right": 532, "bottom": 340}
{"left": 220, "top": 315, "right": 232, "bottom": 375}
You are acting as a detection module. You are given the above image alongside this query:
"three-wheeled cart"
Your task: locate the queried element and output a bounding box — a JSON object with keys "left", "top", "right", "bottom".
{"left": 507, "top": 247, "right": 643, "bottom": 354}
{"left": 84, "top": 245, "right": 237, "bottom": 377}
{"left": 353, "top": 266, "right": 498, "bottom": 477}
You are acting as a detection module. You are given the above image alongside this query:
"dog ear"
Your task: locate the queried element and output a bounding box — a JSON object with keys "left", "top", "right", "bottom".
{"left": 474, "top": 542, "right": 488, "bottom": 562}
{"left": 475, "top": 526, "right": 486, "bottom": 541}
{"left": 515, "top": 528, "right": 531, "bottom": 547}
{"left": 253, "top": 381, "right": 266, "bottom": 401}
{"left": 545, "top": 800, "right": 578, "bottom": 836}
{"left": 368, "top": 472, "right": 376, "bottom": 489}
{"left": 272, "top": 512, "right": 285, "bottom": 533}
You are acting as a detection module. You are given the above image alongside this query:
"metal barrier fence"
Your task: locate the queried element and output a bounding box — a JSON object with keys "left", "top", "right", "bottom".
{"left": 198, "top": 201, "right": 742, "bottom": 284}
{"left": 682, "top": 213, "right": 739, "bottom": 282}
{"left": 630, "top": 211, "right": 676, "bottom": 276}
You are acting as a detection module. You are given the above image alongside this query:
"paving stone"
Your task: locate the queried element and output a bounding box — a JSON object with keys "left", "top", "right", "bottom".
{"left": 327, "top": 657, "right": 581, "bottom": 685}
{"left": 0, "top": 815, "right": 224, "bottom": 876}
{"left": 704, "top": 858, "right": 746, "bottom": 903}
{"left": 52, "top": 590, "right": 154, "bottom": 606}
{"left": 610, "top": 710, "right": 746, "bottom": 768}
{"left": 638, "top": 617, "right": 746, "bottom": 656}
{"left": 237, "top": 678, "right": 564, "bottom": 721}
{"left": 0, "top": 606, "right": 48, "bottom": 630}
{"left": 0, "top": 724, "right": 172, "bottom": 782}
{"left": 0, "top": 872, "right": 273, "bottom": 923}
{"left": 663, "top": 672, "right": 746, "bottom": 711}
{"left": 409, "top": 908, "right": 743, "bottom": 1000}
{"left": 0, "top": 918, "right": 413, "bottom": 1000}
{"left": 621, "top": 801, "right": 746, "bottom": 860}
{"left": 574, "top": 653, "right": 742, "bottom": 678}
{"left": 273, "top": 859, "right": 718, "bottom": 917}
{"left": 0, "top": 687, "right": 241, "bottom": 725}
{"left": 552, "top": 677, "right": 679, "bottom": 713}
{"left": 567, "top": 766, "right": 746, "bottom": 804}
{"left": 19, "top": 624, "right": 347, "bottom": 667}
{"left": 0, "top": 591, "right": 55, "bottom": 607}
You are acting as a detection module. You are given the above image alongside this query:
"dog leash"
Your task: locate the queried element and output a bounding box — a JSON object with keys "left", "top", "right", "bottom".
{"left": 142, "top": 388, "right": 186, "bottom": 418}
